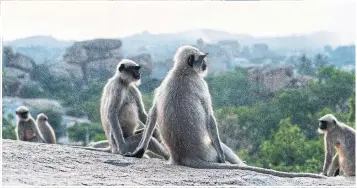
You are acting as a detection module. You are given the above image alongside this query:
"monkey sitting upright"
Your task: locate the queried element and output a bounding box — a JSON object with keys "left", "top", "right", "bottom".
{"left": 126, "top": 45, "right": 324, "bottom": 178}
{"left": 36, "top": 113, "right": 56, "bottom": 144}
{"left": 15, "top": 106, "right": 46, "bottom": 143}
{"left": 72, "top": 59, "right": 168, "bottom": 160}
{"left": 318, "top": 114, "right": 355, "bottom": 176}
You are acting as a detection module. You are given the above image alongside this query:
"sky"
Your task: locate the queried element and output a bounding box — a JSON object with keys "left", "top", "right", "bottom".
{"left": 1, "top": 1, "right": 356, "bottom": 43}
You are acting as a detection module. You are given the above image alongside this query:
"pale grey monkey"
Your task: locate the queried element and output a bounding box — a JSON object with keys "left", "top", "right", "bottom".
{"left": 126, "top": 45, "right": 324, "bottom": 178}
{"left": 15, "top": 106, "right": 46, "bottom": 143}
{"left": 75, "top": 59, "right": 168, "bottom": 159}
{"left": 36, "top": 113, "right": 57, "bottom": 144}
{"left": 318, "top": 114, "right": 355, "bottom": 176}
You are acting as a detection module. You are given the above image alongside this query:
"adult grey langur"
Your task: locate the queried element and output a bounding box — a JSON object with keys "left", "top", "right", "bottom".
{"left": 76, "top": 59, "right": 168, "bottom": 159}
{"left": 126, "top": 45, "right": 324, "bottom": 178}
{"left": 36, "top": 113, "right": 57, "bottom": 144}
{"left": 15, "top": 106, "right": 46, "bottom": 143}
{"left": 318, "top": 114, "right": 355, "bottom": 177}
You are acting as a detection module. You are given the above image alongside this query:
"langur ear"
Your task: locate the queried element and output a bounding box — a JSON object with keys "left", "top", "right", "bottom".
{"left": 188, "top": 55, "right": 195, "bottom": 67}
{"left": 119, "top": 64, "right": 125, "bottom": 72}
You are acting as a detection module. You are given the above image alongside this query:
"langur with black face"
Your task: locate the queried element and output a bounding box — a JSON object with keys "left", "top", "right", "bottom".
{"left": 126, "top": 45, "right": 324, "bottom": 178}
{"left": 15, "top": 106, "right": 46, "bottom": 143}
{"left": 318, "top": 114, "right": 355, "bottom": 177}
{"left": 73, "top": 59, "right": 168, "bottom": 159}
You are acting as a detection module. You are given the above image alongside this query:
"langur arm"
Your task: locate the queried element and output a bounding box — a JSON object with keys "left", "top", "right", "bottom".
{"left": 32, "top": 121, "right": 46, "bottom": 143}
{"left": 126, "top": 104, "right": 158, "bottom": 158}
{"left": 327, "top": 153, "right": 339, "bottom": 176}
{"left": 107, "top": 92, "right": 127, "bottom": 154}
{"left": 16, "top": 126, "right": 24, "bottom": 141}
{"left": 208, "top": 114, "right": 226, "bottom": 163}
{"left": 132, "top": 87, "right": 148, "bottom": 123}
{"left": 132, "top": 88, "right": 162, "bottom": 142}
{"left": 322, "top": 138, "right": 334, "bottom": 175}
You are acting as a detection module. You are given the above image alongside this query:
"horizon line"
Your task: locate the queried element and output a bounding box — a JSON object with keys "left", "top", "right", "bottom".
{"left": 2, "top": 28, "right": 342, "bottom": 43}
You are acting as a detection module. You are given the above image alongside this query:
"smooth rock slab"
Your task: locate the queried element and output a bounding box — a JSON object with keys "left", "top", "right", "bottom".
{"left": 2, "top": 139, "right": 356, "bottom": 186}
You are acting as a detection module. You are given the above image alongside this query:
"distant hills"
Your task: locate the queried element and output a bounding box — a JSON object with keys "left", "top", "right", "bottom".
{"left": 4, "top": 29, "right": 351, "bottom": 49}
{"left": 4, "top": 35, "right": 74, "bottom": 48}
{"left": 3, "top": 29, "right": 354, "bottom": 63}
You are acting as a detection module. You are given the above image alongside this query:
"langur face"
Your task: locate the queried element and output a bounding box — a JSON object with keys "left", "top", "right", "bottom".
{"left": 187, "top": 52, "right": 208, "bottom": 77}
{"left": 318, "top": 119, "right": 336, "bottom": 134}
{"left": 37, "top": 114, "right": 48, "bottom": 121}
{"left": 16, "top": 111, "right": 29, "bottom": 120}
{"left": 118, "top": 63, "right": 141, "bottom": 84}
{"left": 319, "top": 120, "right": 328, "bottom": 130}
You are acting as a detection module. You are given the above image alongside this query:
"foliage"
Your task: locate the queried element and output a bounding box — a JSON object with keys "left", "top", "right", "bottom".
{"left": 2, "top": 112, "right": 16, "bottom": 139}
{"left": 93, "top": 134, "right": 106, "bottom": 142}
{"left": 349, "top": 93, "right": 355, "bottom": 123}
{"left": 67, "top": 122, "right": 104, "bottom": 145}
{"left": 258, "top": 118, "right": 324, "bottom": 173}
{"left": 296, "top": 54, "right": 315, "bottom": 76}
{"left": 213, "top": 65, "right": 354, "bottom": 172}
{"left": 207, "top": 68, "right": 269, "bottom": 108}
{"left": 4, "top": 41, "right": 355, "bottom": 175}
{"left": 309, "top": 66, "right": 355, "bottom": 112}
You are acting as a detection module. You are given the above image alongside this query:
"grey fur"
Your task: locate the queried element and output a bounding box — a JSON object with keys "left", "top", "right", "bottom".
{"left": 319, "top": 114, "right": 355, "bottom": 176}
{"left": 15, "top": 106, "right": 46, "bottom": 143}
{"left": 81, "top": 59, "right": 168, "bottom": 159}
{"left": 36, "top": 113, "right": 56, "bottom": 144}
{"left": 127, "top": 45, "right": 324, "bottom": 178}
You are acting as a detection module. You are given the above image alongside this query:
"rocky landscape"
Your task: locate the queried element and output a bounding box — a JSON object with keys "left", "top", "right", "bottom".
{"left": 2, "top": 140, "right": 355, "bottom": 186}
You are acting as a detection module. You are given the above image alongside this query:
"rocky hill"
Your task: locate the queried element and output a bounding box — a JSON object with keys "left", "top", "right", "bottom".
{"left": 2, "top": 140, "right": 355, "bottom": 186}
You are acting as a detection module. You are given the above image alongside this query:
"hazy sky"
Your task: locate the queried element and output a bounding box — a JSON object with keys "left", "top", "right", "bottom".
{"left": 1, "top": 1, "right": 356, "bottom": 43}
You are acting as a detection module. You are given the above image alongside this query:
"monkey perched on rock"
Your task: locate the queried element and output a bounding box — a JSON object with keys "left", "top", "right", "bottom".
{"left": 15, "top": 106, "right": 46, "bottom": 143}
{"left": 74, "top": 59, "right": 168, "bottom": 159}
{"left": 36, "top": 113, "right": 56, "bottom": 144}
{"left": 318, "top": 114, "right": 355, "bottom": 176}
{"left": 126, "top": 45, "right": 324, "bottom": 178}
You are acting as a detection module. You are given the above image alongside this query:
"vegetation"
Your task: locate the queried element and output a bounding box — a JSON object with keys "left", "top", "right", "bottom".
{"left": 211, "top": 65, "right": 354, "bottom": 173}
{"left": 2, "top": 108, "right": 16, "bottom": 139}
{"left": 2, "top": 46, "right": 355, "bottom": 174}
{"left": 67, "top": 122, "right": 104, "bottom": 146}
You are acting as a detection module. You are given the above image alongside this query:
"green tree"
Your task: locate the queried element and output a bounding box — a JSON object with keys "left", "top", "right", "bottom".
{"left": 296, "top": 54, "right": 315, "bottom": 76}
{"left": 2, "top": 113, "right": 16, "bottom": 139}
{"left": 309, "top": 66, "right": 355, "bottom": 112}
{"left": 349, "top": 93, "right": 355, "bottom": 122}
{"left": 259, "top": 118, "right": 323, "bottom": 173}
{"left": 276, "top": 89, "right": 315, "bottom": 138}
{"left": 207, "top": 68, "right": 269, "bottom": 108}
{"left": 67, "top": 122, "right": 104, "bottom": 145}
{"left": 313, "top": 53, "right": 328, "bottom": 69}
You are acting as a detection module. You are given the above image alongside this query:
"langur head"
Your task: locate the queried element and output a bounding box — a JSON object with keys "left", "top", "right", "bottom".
{"left": 15, "top": 106, "right": 30, "bottom": 121}
{"left": 37, "top": 113, "right": 48, "bottom": 122}
{"left": 174, "top": 45, "right": 208, "bottom": 77}
{"left": 117, "top": 59, "right": 141, "bottom": 85}
{"left": 318, "top": 114, "right": 338, "bottom": 134}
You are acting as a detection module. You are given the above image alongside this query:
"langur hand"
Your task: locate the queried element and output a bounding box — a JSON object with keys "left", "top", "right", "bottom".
{"left": 124, "top": 147, "right": 145, "bottom": 158}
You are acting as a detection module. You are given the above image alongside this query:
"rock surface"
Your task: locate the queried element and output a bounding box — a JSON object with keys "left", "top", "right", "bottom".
{"left": 2, "top": 140, "right": 355, "bottom": 186}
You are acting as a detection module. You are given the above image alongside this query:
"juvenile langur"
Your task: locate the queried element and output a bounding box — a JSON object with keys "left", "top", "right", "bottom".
{"left": 126, "top": 45, "right": 324, "bottom": 178}
{"left": 15, "top": 106, "right": 46, "bottom": 143}
{"left": 76, "top": 59, "right": 168, "bottom": 159}
{"left": 36, "top": 113, "right": 56, "bottom": 144}
{"left": 318, "top": 114, "right": 355, "bottom": 176}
